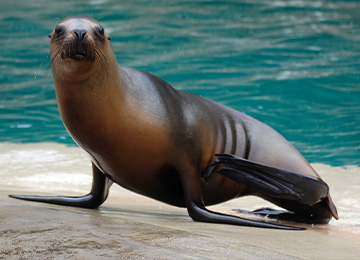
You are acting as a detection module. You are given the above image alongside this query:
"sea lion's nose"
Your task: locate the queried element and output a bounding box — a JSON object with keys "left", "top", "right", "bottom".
{"left": 73, "top": 29, "right": 87, "bottom": 41}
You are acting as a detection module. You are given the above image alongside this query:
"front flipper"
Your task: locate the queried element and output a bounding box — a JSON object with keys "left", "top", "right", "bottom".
{"left": 204, "top": 154, "right": 329, "bottom": 206}
{"left": 9, "top": 163, "right": 113, "bottom": 209}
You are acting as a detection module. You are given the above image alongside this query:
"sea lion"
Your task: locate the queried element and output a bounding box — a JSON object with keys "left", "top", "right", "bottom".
{"left": 10, "top": 15, "right": 338, "bottom": 230}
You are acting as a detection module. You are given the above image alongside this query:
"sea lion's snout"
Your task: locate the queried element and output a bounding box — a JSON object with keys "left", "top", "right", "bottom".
{"left": 67, "top": 28, "right": 90, "bottom": 61}
{"left": 59, "top": 27, "right": 94, "bottom": 62}
{"left": 74, "top": 29, "right": 87, "bottom": 42}
{"left": 73, "top": 29, "right": 87, "bottom": 42}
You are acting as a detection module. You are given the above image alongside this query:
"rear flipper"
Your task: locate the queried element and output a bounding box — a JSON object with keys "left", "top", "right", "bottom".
{"left": 234, "top": 203, "right": 332, "bottom": 224}
{"left": 9, "top": 163, "right": 113, "bottom": 209}
{"left": 232, "top": 208, "right": 302, "bottom": 222}
{"left": 203, "top": 154, "right": 338, "bottom": 224}
{"left": 248, "top": 195, "right": 336, "bottom": 224}
{"left": 182, "top": 163, "right": 305, "bottom": 230}
{"left": 187, "top": 201, "right": 305, "bottom": 230}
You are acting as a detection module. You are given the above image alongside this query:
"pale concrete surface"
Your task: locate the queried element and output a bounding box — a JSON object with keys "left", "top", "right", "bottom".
{"left": 0, "top": 143, "right": 359, "bottom": 259}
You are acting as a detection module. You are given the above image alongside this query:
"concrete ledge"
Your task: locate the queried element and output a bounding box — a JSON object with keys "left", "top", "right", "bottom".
{"left": 1, "top": 143, "right": 359, "bottom": 259}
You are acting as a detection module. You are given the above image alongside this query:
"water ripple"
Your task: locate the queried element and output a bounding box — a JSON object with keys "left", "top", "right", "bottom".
{"left": 0, "top": 0, "right": 359, "bottom": 166}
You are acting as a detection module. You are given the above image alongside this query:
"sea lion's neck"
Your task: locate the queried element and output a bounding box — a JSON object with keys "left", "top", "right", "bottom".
{"left": 55, "top": 40, "right": 126, "bottom": 95}
{"left": 53, "top": 55, "right": 128, "bottom": 148}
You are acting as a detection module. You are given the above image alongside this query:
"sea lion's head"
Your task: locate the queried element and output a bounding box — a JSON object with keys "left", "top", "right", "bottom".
{"left": 49, "top": 15, "right": 113, "bottom": 80}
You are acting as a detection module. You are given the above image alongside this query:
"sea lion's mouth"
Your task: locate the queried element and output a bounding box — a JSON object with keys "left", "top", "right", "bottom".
{"left": 61, "top": 40, "right": 95, "bottom": 62}
{"left": 62, "top": 47, "right": 94, "bottom": 61}
{"left": 70, "top": 52, "right": 88, "bottom": 61}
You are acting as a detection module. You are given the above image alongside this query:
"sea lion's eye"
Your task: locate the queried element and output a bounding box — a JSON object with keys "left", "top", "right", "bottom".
{"left": 97, "top": 26, "right": 104, "bottom": 36}
{"left": 54, "top": 25, "right": 65, "bottom": 38}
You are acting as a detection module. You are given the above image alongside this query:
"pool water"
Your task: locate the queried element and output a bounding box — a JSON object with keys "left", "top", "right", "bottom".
{"left": 1, "top": 0, "right": 359, "bottom": 166}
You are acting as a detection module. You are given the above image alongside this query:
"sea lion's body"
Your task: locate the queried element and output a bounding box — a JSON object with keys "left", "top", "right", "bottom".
{"left": 69, "top": 66, "right": 315, "bottom": 207}
{"left": 11, "top": 16, "right": 338, "bottom": 229}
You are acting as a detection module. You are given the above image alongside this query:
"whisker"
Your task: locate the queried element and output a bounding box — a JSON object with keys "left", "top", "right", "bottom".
{"left": 95, "top": 48, "right": 109, "bottom": 77}
{"left": 35, "top": 54, "right": 50, "bottom": 80}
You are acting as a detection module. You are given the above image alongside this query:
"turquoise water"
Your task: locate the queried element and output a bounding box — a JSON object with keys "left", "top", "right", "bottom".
{"left": 1, "top": 0, "right": 359, "bottom": 166}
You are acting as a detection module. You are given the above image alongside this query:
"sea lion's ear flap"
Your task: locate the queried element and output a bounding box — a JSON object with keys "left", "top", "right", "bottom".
{"left": 104, "top": 30, "right": 111, "bottom": 41}
{"left": 48, "top": 31, "right": 54, "bottom": 39}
